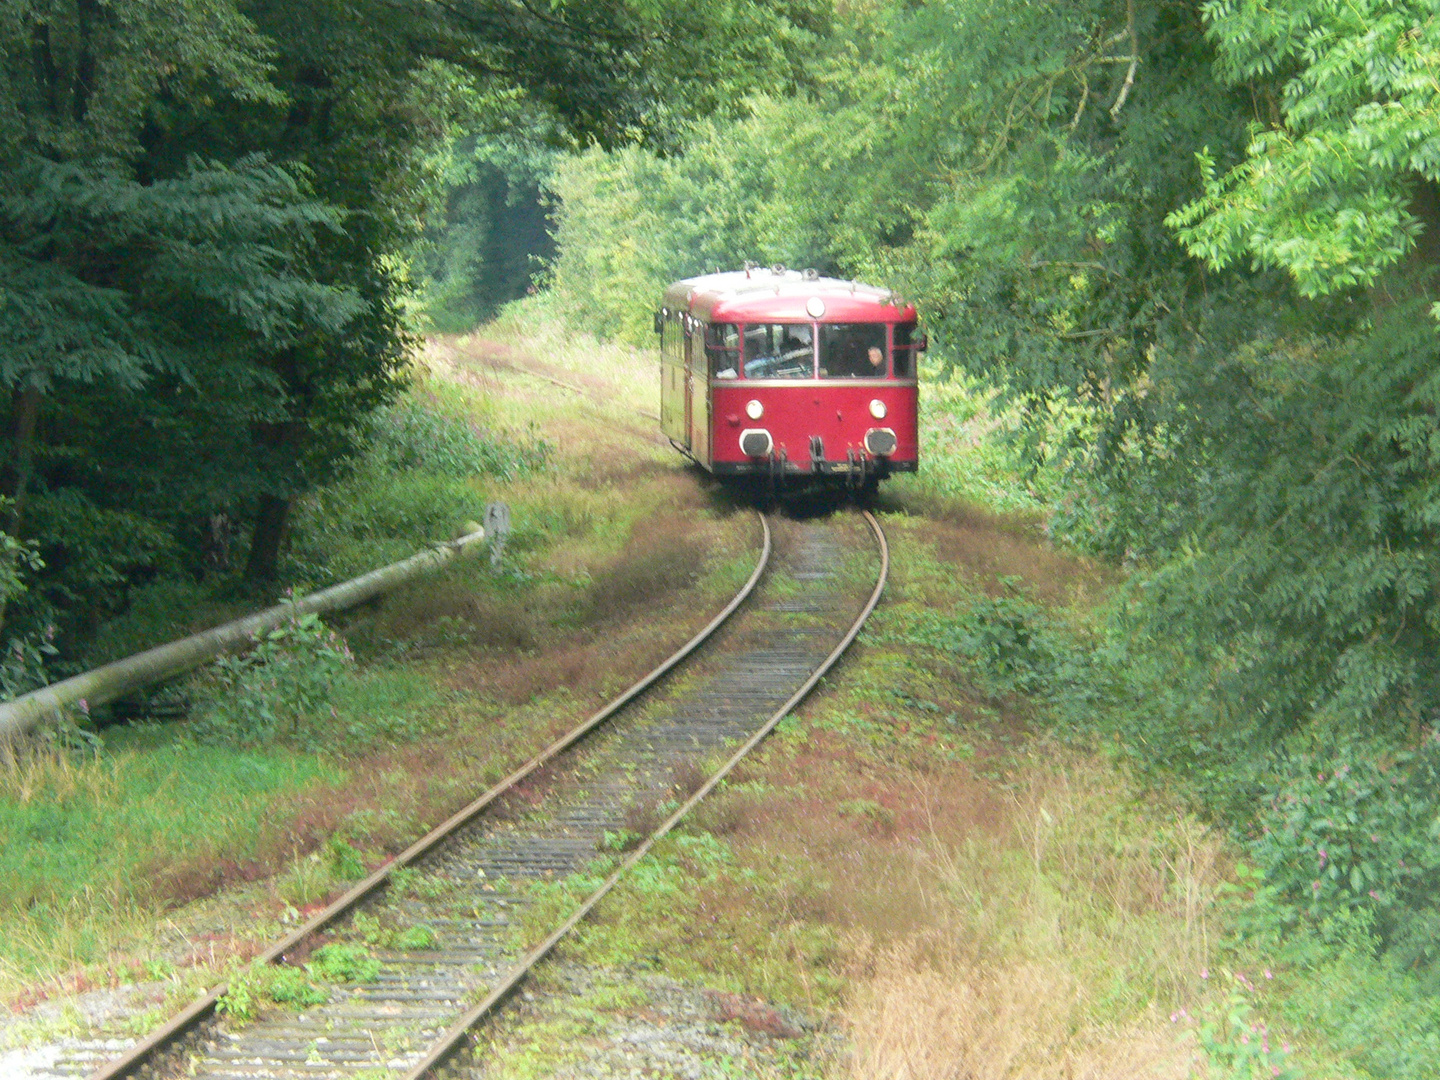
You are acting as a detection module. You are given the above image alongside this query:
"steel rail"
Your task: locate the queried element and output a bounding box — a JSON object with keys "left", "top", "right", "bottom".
{"left": 87, "top": 511, "right": 773, "bottom": 1080}
{"left": 402, "top": 509, "right": 889, "bottom": 1079}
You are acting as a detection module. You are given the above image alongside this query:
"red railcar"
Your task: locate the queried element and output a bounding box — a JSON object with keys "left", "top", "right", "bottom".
{"left": 657, "top": 269, "right": 921, "bottom": 489}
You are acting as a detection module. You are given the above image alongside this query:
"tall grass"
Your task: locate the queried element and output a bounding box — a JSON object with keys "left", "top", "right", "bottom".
{"left": 838, "top": 755, "right": 1221, "bottom": 1079}
{"left": 0, "top": 737, "right": 343, "bottom": 990}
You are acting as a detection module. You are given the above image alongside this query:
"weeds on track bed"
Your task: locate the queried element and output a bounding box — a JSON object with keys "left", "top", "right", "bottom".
{"left": 476, "top": 455, "right": 1302, "bottom": 1079}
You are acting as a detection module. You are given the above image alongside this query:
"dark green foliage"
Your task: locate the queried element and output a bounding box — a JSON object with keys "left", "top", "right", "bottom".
{"left": 1, "top": 0, "right": 818, "bottom": 662}
{"left": 423, "top": 131, "right": 557, "bottom": 331}
{"left": 363, "top": 396, "right": 551, "bottom": 481}
{"left": 1249, "top": 739, "right": 1440, "bottom": 951}
{"left": 1266, "top": 911, "right": 1440, "bottom": 1078}
{"left": 903, "top": 589, "right": 1069, "bottom": 698}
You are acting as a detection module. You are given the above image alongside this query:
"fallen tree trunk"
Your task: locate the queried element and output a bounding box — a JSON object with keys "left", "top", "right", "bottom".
{"left": 0, "top": 527, "right": 487, "bottom": 744}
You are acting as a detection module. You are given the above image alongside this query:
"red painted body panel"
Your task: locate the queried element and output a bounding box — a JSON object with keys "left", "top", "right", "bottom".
{"left": 711, "top": 382, "right": 918, "bottom": 469}
{"left": 663, "top": 270, "right": 916, "bottom": 325}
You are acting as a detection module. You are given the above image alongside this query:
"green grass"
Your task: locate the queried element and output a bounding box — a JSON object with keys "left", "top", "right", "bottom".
{"left": 0, "top": 736, "right": 343, "bottom": 985}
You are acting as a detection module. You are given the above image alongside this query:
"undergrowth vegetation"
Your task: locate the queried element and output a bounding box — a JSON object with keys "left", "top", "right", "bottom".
{"left": 877, "top": 391, "right": 1440, "bottom": 1078}
{"left": 0, "top": 315, "right": 757, "bottom": 1009}
{"left": 474, "top": 360, "right": 1439, "bottom": 1079}
{"left": 477, "top": 505, "right": 1218, "bottom": 1078}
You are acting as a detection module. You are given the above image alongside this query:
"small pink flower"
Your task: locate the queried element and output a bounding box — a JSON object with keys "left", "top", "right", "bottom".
{"left": 1200, "top": 968, "right": 1209, "bottom": 980}
{"left": 1264, "top": 969, "right": 1273, "bottom": 980}
{"left": 1369, "top": 889, "right": 1379, "bottom": 899}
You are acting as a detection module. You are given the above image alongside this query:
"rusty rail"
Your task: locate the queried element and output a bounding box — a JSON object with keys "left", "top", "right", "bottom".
{"left": 86, "top": 510, "right": 772, "bottom": 1080}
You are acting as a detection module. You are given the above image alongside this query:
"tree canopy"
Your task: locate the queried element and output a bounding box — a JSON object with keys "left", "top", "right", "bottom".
{"left": 546, "top": 0, "right": 1440, "bottom": 750}
{"left": 1, "top": 0, "right": 826, "bottom": 650}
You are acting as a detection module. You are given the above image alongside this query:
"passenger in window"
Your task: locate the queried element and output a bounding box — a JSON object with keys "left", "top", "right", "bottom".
{"left": 867, "top": 346, "right": 885, "bottom": 374}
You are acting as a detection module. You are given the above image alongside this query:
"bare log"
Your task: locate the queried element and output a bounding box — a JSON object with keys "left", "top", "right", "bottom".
{"left": 0, "top": 528, "right": 487, "bottom": 743}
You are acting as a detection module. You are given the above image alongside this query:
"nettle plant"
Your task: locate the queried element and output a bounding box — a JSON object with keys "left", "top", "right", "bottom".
{"left": 1247, "top": 732, "right": 1440, "bottom": 937}
{"left": 192, "top": 611, "right": 355, "bottom": 748}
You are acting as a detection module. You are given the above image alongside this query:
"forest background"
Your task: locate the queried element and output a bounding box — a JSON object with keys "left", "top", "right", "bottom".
{"left": 6, "top": 0, "right": 1440, "bottom": 1075}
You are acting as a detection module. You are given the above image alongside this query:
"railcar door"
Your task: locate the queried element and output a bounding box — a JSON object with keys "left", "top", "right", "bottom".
{"left": 686, "top": 325, "right": 710, "bottom": 465}
{"left": 660, "top": 315, "right": 687, "bottom": 446}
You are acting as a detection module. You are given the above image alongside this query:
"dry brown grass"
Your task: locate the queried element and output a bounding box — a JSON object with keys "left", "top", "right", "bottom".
{"left": 815, "top": 752, "right": 1222, "bottom": 1079}
{"left": 891, "top": 492, "right": 1116, "bottom": 607}
{"left": 684, "top": 729, "right": 1221, "bottom": 1078}
{"left": 841, "top": 946, "right": 1192, "bottom": 1080}
{"left": 581, "top": 512, "right": 708, "bottom": 625}
{"left": 361, "top": 572, "right": 539, "bottom": 652}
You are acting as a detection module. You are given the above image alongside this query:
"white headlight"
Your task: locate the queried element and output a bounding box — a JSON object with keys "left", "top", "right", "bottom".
{"left": 745, "top": 399, "right": 764, "bottom": 420}
{"left": 869, "top": 399, "right": 888, "bottom": 419}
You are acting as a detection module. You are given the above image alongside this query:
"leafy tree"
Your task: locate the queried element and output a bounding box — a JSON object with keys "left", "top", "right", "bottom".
{"left": 542, "top": 0, "right": 1440, "bottom": 749}
{"left": 1170, "top": 0, "right": 1440, "bottom": 299}
{"left": 2, "top": 0, "right": 827, "bottom": 653}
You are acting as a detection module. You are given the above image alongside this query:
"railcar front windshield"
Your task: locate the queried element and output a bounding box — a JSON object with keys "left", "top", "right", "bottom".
{"left": 818, "top": 323, "right": 887, "bottom": 378}
{"left": 893, "top": 322, "right": 920, "bottom": 378}
{"left": 706, "top": 323, "right": 740, "bottom": 378}
{"left": 724, "top": 320, "right": 915, "bottom": 379}
{"left": 742, "top": 323, "right": 814, "bottom": 379}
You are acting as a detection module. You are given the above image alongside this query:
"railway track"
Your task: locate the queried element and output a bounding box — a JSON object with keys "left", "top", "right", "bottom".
{"left": 57, "top": 508, "right": 887, "bottom": 1080}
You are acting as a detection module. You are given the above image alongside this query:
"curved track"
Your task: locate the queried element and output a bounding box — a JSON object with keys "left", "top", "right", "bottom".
{"left": 76, "top": 509, "right": 886, "bottom": 1080}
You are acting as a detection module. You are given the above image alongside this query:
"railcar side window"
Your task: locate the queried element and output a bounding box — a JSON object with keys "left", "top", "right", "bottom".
{"left": 705, "top": 323, "right": 740, "bottom": 378}
{"left": 742, "top": 323, "right": 814, "bottom": 379}
{"left": 818, "top": 324, "right": 887, "bottom": 378}
{"left": 661, "top": 317, "right": 681, "bottom": 362}
{"left": 892, "top": 322, "right": 919, "bottom": 378}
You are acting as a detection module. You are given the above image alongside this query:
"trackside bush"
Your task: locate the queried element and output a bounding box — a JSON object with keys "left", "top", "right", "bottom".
{"left": 363, "top": 396, "right": 550, "bottom": 480}
{"left": 901, "top": 590, "right": 1071, "bottom": 697}
{"left": 1247, "top": 735, "right": 1440, "bottom": 956}
{"left": 190, "top": 613, "right": 354, "bottom": 748}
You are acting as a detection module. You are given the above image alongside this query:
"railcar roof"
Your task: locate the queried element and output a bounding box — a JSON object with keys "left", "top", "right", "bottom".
{"left": 662, "top": 269, "right": 917, "bottom": 323}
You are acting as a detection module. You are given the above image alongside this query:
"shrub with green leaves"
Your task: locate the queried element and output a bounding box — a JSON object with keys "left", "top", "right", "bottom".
{"left": 1247, "top": 736, "right": 1440, "bottom": 953}
{"left": 363, "top": 396, "right": 550, "bottom": 481}
{"left": 190, "top": 613, "right": 354, "bottom": 748}
{"left": 901, "top": 589, "right": 1074, "bottom": 699}
{"left": 1198, "top": 970, "right": 1298, "bottom": 1080}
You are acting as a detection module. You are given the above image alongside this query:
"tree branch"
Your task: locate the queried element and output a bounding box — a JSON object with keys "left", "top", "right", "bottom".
{"left": 1109, "top": 0, "right": 1138, "bottom": 120}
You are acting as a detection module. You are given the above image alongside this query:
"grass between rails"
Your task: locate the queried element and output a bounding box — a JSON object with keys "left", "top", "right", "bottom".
{"left": 0, "top": 304, "right": 758, "bottom": 1020}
